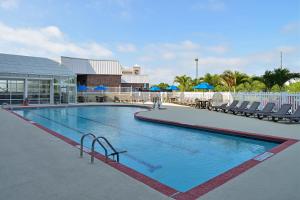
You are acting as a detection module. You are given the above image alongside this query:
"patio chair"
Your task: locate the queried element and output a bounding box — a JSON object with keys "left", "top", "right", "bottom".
{"left": 231, "top": 101, "right": 250, "bottom": 115}
{"left": 77, "top": 96, "right": 85, "bottom": 103}
{"left": 252, "top": 103, "right": 275, "bottom": 118}
{"left": 233, "top": 101, "right": 260, "bottom": 115}
{"left": 211, "top": 103, "right": 228, "bottom": 111}
{"left": 270, "top": 104, "right": 293, "bottom": 122}
{"left": 282, "top": 106, "right": 300, "bottom": 122}
{"left": 114, "top": 96, "right": 120, "bottom": 102}
{"left": 221, "top": 100, "right": 239, "bottom": 113}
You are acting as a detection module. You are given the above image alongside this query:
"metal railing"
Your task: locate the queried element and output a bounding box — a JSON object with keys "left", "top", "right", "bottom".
{"left": 80, "top": 133, "right": 126, "bottom": 163}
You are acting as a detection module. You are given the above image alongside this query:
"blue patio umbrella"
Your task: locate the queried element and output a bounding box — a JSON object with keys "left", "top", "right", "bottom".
{"left": 166, "top": 85, "right": 179, "bottom": 91}
{"left": 193, "top": 82, "right": 214, "bottom": 90}
{"left": 149, "top": 86, "right": 161, "bottom": 92}
{"left": 94, "top": 85, "right": 107, "bottom": 91}
{"left": 77, "top": 85, "right": 88, "bottom": 92}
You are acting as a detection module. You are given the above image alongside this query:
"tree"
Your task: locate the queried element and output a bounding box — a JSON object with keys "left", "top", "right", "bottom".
{"left": 258, "top": 68, "right": 300, "bottom": 91}
{"left": 155, "top": 83, "right": 169, "bottom": 90}
{"left": 203, "top": 73, "right": 222, "bottom": 86}
{"left": 287, "top": 82, "right": 300, "bottom": 93}
{"left": 220, "top": 70, "right": 248, "bottom": 92}
{"left": 236, "top": 79, "right": 266, "bottom": 92}
{"left": 174, "top": 75, "right": 192, "bottom": 91}
{"left": 272, "top": 68, "right": 300, "bottom": 91}
{"left": 189, "top": 78, "right": 202, "bottom": 90}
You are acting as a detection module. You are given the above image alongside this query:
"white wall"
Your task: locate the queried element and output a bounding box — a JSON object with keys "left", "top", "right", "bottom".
{"left": 61, "top": 56, "right": 122, "bottom": 75}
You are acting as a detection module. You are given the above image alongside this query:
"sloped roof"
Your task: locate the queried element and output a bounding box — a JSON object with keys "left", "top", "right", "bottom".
{"left": 0, "top": 53, "right": 74, "bottom": 76}
{"left": 61, "top": 56, "right": 122, "bottom": 75}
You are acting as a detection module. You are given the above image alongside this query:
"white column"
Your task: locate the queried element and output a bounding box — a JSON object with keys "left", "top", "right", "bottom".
{"left": 24, "top": 78, "right": 28, "bottom": 99}
{"left": 50, "top": 79, "right": 54, "bottom": 104}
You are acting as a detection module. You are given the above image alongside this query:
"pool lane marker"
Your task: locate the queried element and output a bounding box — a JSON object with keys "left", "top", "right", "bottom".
{"left": 61, "top": 110, "right": 200, "bottom": 155}
{"left": 28, "top": 111, "right": 163, "bottom": 173}
{"left": 8, "top": 107, "right": 299, "bottom": 200}
{"left": 124, "top": 153, "right": 162, "bottom": 173}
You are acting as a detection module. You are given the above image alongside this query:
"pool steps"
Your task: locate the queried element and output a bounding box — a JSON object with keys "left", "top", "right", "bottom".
{"left": 80, "top": 133, "right": 127, "bottom": 163}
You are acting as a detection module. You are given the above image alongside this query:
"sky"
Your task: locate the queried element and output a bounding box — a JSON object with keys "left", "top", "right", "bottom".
{"left": 0, "top": 0, "right": 299, "bottom": 83}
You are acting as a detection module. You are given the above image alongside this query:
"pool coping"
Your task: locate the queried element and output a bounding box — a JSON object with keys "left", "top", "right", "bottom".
{"left": 134, "top": 111, "right": 298, "bottom": 199}
{"left": 4, "top": 105, "right": 298, "bottom": 200}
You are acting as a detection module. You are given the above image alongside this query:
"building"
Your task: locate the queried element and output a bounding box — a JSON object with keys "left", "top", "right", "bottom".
{"left": 61, "top": 56, "right": 149, "bottom": 90}
{"left": 0, "top": 53, "right": 76, "bottom": 105}
{"left": 121, "top": 64, "right": 149, "bottom": 89}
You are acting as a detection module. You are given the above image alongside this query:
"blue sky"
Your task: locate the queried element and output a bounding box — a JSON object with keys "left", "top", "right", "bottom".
{"left": 0, "top": 0, "right": 299, "bottom": 83}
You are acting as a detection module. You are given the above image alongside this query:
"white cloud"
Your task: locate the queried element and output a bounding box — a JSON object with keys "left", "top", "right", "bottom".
{"left": 191, "top": 0, "right": 226, "bottom": 12}
{"left": 0, "top": 0, "right": 19, "bottom": 10}
{"left": 281, "top": 22, "right": 300, "bottom": 34}
{"left": 117, "top": 43, "right": 136, "bottom": 53}
{"left": 0, "top": 21, "right": 113, "bottom": 60}
{"left": 206, "top": 45, "right": 229, "bottom": 54}
{"left": 136, "top": 40, "right": 299, "bottom": 83}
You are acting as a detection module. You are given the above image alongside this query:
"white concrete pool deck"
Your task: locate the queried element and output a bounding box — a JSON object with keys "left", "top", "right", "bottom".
{"left": 0, "top": 103, "right": 299, "bottom": 200}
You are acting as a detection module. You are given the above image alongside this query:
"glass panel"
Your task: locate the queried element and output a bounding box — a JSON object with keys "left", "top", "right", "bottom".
{"left": 52, "top": 76, "right": 76, "bottom": 104}
{"left": 0, "top": 80, "right": 8, "bottom": 92}
{"left": 40, "top": 80, "right": 50, "bottom": 104}
{"left": 28, "top": 80, "right": 40, "bottom": 104}
{"left": 0, "top": 79, "right": 24, "bottom": 105}
{"left": 54, "top": 85, "right": 60, "bottom": 104}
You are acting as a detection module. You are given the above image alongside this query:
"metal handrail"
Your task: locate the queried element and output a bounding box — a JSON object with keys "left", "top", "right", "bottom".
{"left": 91, "top": 136, "right": 126, "bottom": 163}
{"left": 80, "top": 133, "right": 96, "bottom": 157}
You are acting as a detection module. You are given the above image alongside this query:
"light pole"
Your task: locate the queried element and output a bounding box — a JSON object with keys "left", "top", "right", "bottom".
{"left": 195, "top": 58, "right": 199, "bottom": 79}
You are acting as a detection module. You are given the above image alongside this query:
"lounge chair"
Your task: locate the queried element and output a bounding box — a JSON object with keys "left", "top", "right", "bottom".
{"left": 211, "top": 103, "right": 227, "bottom": 111}
{"left": 221, "top": 100, "right": 239, "bottom": 113}
{"left": 282, "top": 106, "right": 300, "bottom": 122}
{"left": 231, "top": 101, "right": 250, "bottom": 115}
{"left": 253, "top": 103, "right": 275, "bottom": 118}
{"left": 270, "top": 104, "right": 293, "bottom": 122}
{"left": 222, "top": 100, "right": 240, "bottom": 113}
{"left": 233, "top": 101, "right": 260, "bottom": 115}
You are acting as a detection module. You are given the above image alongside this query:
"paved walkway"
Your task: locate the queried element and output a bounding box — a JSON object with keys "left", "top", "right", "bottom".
{"left": 0, "top": 108, "right": 168, "bottom": 200}
{"left": 1, "top": 104, "right": 299, "bottom": 200}
{"left": 136, "top": 106, "right": 300, "bottom": 200}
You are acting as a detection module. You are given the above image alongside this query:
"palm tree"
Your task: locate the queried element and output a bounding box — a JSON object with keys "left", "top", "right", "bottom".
{"left": 174, "top": 75, "right": 192, "bottom": 91}
{"left": 220, "top": 70, "right": 248, "bottom": 92}
{"left": 258, "top": 68, "right": 300, "bottom": 91}
{"left": 273, "top": 68, "right": 300, "bottom": 91}
{"left": 203, "top": 73, "right": 222, "bottom": 86}
{"left": 155, "top": 83, "right": 169, "bottom": 90}
{"left": 189, "top": 77, "right": 203, "bottom": 90}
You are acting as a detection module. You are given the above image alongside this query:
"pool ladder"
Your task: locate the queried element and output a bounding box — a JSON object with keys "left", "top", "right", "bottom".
{"left": 80, "top": 133, "right": 127, "bottom": 163}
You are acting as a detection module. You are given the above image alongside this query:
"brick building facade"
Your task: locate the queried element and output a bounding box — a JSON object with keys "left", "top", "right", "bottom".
{"left": 77, "top": 74, "right": 121, "bottom": 87}
{"left": 61, "top": 56, "right": 149, "bottom": 89}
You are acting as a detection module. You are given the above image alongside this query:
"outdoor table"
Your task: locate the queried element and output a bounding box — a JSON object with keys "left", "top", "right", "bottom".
{"left": 195, "top": 99, "right": 210, "bottom": 109}
{"left": 169, "top": 97, "right": 177, "bottom": 103}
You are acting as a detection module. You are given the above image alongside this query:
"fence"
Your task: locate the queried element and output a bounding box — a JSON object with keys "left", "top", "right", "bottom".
{"left": 79, "top": 90, "right": 300, "bottom": 112}
{"left": 231, "top": 92, "right": 300, "bottom": 112}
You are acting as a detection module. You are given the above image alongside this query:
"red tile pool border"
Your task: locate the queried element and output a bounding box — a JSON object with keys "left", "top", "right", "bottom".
{"left": 134, "top": 111, "right": 298, "bottom": 199}
{"left": 4, "top": 106, "right": 298, "bottom": 200}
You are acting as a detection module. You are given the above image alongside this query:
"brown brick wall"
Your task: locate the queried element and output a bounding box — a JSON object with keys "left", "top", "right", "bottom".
{"left": 84, "top": 75, "right": 121, "bottom": 87}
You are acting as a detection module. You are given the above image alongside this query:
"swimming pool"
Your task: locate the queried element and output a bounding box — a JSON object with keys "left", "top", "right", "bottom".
{"left": 14, "top": 106, "right": 279, "bottom": 195}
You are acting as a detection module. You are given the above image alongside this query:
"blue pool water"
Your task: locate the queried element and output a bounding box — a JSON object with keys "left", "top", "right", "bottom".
{"left": 14, "top": 106, "right": 278, "bottom": 192}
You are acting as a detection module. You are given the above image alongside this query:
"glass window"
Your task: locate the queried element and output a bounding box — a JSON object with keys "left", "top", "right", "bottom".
{"left": 0, "top": 79, "right": 24, "bottom": 105}
{"left": 28, "top": 80, "right": 40, "bottom": 104}
{"left": 0, "top": 80, "right": 8, "bottom": 93}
